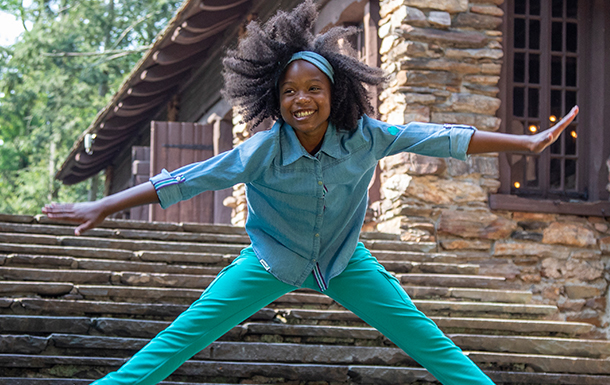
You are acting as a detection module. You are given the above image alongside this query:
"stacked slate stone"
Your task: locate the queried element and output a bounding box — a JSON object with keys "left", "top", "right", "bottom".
{"left": 0, "top": 213, "right": 609, "bottom": 384}
{"left": 374, "top": 0, "right": 610, "bottom": 338}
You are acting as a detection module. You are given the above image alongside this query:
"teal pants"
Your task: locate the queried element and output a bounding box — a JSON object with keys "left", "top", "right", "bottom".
{"left": 93, "top": 244, "right": 494, "bottom": 384}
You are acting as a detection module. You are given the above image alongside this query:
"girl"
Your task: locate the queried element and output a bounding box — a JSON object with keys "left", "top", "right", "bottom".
{"left": 43, "top": 1, "right": 579, "bottom": 384}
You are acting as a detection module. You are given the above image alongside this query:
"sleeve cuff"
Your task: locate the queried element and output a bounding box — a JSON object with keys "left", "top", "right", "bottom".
{"left": 149, "top": 169, "right": 185, "bottom": 209}
{"left": 448, "top": 124, "right": 476, "bottom": 161}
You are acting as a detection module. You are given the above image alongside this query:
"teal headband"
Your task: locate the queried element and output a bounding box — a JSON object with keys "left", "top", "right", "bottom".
{"left": 284, "top": 51, "right": 335, "bottom": 84}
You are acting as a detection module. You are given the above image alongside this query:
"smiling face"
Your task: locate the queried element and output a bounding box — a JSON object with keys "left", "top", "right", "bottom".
{"left": 279, "top": 59, "right": 332, "bottom": 154}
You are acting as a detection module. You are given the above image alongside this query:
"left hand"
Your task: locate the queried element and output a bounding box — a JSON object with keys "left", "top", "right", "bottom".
{"left": 528, "top": 105, "right": 579, "bottom": 153}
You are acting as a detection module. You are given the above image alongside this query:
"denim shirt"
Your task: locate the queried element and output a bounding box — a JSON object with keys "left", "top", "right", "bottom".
{"left": 150, "top": 115, "right": 475, "bottom": 290}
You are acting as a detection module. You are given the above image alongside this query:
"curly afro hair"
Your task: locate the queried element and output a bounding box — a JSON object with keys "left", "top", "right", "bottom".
{"left": 221, "top": 0, "right": 387, "bottom": 132}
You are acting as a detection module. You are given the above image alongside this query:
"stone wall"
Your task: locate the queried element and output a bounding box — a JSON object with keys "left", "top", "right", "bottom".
{"left": 374, "top": 0, "right": 610, "bottom": 337}
{"left": 221, "top": 113, "right": 249, "bottom": 227}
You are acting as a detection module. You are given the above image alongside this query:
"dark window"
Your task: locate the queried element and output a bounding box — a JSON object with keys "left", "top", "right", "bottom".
{"left": 494, "top": 0, "right": 610, "bottom": 216}
{"left": 345, "top": 21, "right": 366, "bottom": 62}
{"left": 505, "top": 0, "right": 583, "bottom": 200}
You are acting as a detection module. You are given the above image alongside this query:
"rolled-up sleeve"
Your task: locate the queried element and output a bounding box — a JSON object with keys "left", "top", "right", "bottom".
{"left": 150, "top": 169, "right": 185, "bottom": 209}
{"left": 447, "top": 124, "right": 476, "bottom": 161}
{"left": 364, "top": 115, "right": 476, "bottom": 160}
{"left": 149, "top": 128, "right": 278, "bottom": 210}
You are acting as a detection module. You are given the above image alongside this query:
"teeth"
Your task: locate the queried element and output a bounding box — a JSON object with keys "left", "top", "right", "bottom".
{"left": 295, "top": 110, "right": 314, "bottom": 118}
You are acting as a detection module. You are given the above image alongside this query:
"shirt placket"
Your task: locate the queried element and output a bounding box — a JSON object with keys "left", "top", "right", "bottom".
{"left": 312, "top": 157, "right": 327, "bottom": 291}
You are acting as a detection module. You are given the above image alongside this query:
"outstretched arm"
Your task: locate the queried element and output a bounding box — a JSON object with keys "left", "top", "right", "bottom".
{"left": 467, "top": 106, "right": 579, "bottom": 155}
{"left": 42, "top": 182, "right": 159, "bottom": 236}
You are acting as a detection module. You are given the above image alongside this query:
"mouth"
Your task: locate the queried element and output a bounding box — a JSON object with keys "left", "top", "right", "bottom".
{"left": 294, "top": 110, "right": 315, "bottom": 119}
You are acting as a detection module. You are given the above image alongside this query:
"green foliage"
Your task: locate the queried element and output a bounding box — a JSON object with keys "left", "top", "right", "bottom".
{"left": 0, "top": 0, "right": 183, "bottom": 214}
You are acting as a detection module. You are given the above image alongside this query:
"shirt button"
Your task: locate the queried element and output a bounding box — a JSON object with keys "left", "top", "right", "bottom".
{"left": 315, "top": 233, "right": 320, "bottom": 237}
{"left": 318, "top": 181, "right": 323, "bottom": 185}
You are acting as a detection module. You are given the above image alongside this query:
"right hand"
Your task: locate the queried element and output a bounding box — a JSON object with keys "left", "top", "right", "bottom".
{"left": 42, "top": 201, "right": 107, "bottom": 236}
{"left": 527, "top": 105, "right": 579, "bottom": 153}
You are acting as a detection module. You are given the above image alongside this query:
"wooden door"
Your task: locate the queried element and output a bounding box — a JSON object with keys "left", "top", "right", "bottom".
{"left": 130, "top": 146, "right": 151, "bottom": 221}
{"left": 150, "top": 121, "right": 232, "bottom": 224}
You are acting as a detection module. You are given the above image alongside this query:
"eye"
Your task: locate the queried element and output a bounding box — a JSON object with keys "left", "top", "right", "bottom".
{"left": 282, "top": 88, "right": 294, "bottom": 95}
{"left": 310, "top": 86, "right": 320, "bottom": 91}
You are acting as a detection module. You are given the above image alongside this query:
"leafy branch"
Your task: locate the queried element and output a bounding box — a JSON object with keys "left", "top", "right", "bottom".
{"left": 41, "top": 46, "right": 151, "bottom": 58}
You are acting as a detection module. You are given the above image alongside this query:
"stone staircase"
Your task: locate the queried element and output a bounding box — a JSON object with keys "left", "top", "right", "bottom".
{"left": 0, "top": 213, "right": 609, "bottom": 384}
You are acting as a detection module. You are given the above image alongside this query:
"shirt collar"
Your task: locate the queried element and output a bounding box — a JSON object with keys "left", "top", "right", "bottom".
{"left": 279, "top": 120, "right": 343, "bottom": 166}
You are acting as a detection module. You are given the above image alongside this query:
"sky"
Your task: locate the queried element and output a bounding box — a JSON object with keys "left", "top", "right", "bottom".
{"left": 0, "top": 11, "right": 26, "bottom": 46}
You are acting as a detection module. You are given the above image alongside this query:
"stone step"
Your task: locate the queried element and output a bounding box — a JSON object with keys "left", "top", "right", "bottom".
{"left": 1, "top": 229, "right": 467, "bottom": 270}
{"left": 0, "top": 250, "right": 238, "bottom": 278}
{"left": 29, "top": 335, "right": 607, "bottom": 364}
{"left": 2, "top": 354, "right": 610, "bottom": 384}
{"left": 0, "top": 281, "right": 532, "bottom": 305}
{"left": 0, "top": 222, "right": 251, "bottom": 244}
{"left": 3, "top": 254, "right": 229, "bottom": 274}
{"left": 0, "top": 380, "right": 225, "bottom": 385}
{"left": 0, "top": 314, "right": 594, "bottom": 343}
{"left": 399, "top": 273, "right": 510, "bottom": 289}
{"left": 404, "top": 286, "right": 532, "bottom": 303}
{"left": 0, "top": 282, "right": 74, "bottom": 296}
{"left": 135, "top": 250, "right": 235, "bottom": 264}
{"left": 431, "top": 316, "right": 595, "bottom": 337}
{"left": 35, "top": 215, "right": 248, "bottom": 235}
{"left": 0, "top": 214, "right": 36, "bottom": 224}
{"left": 351, "top": 366, "right": 610, "bottom": 385}
{"left": 2, "top": 266, "right": 508, "bottom": 293}
{"left": 0, "top": 281, "right": 328, "bottom": 306}
{"left": 0, "top": 243, "right": 134, "bottom": 260}
{"left": 2, "top": 250, "right": 233, "bottom": 266}
{"left": 1, "top": 233, "right": 59, "bottom": 246}
{"left": 362, "top": 239, "right": 437, "bottom": 253}
{"left": 384, "top": 299, "right": 555, "bottom": 317}
{"left": 467, "top": 351, "right": 610, "bottom": 375}
{"left": 238, "top": 324, "right": 607, "bottom": 359}
{"left": 0, "top": 233, "right": 249, "bottom": 254}
{"left": 1, "top": 298, "right": 276, "bottom": 321}
{"left": 359, "top": 231, "right": 401, "bottom": 241}
{"left": 0, "top": 267, "right": 114, "bottom": 285}
{"left": 283, "top": 310, "right": 590, "bottom": 336}
{"left": 0, "top": 355, "right": 350, "bottom": 383}
{"left": 1, "top": 219, "right": 462, "bottom": 264}
{"left": 0, "top": 222, "right": 117, "bottom": 238}
{"left": 0, "top": 291, "right": 555, "bottom": 319}
{"left": 0, "top": 336, "right": 416, "bottom": 365}
{"left": 14, "top": 334, "right": 608, "bottom": 364}
{"left": 368, "top": 249, "right": 459, "bottom": 263}
{"left": 0, "top": 267, "right": 216, "bottom": 288}
{"left": 5, "top": 371, "right": 608, "bottom": 385}
{"left": 379, "top": 261, "right": 478, "bottom": 274}
{"left": 2, "top": 253, "right": 479, "bottom": 278}
{"left": 0, "top": 294, "right": 557, "bottom": 319}
{"left": 449, "top": 334, "right": 610, "bottom": 359}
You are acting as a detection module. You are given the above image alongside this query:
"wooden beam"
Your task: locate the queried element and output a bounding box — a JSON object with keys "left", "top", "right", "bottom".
{"left": 489, "top": 194, "right": 610, "bottom": 217}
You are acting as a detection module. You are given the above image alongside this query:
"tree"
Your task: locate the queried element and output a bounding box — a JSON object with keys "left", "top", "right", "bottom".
{"left": 0, "top": 0, "right": 183, "bottom": 214}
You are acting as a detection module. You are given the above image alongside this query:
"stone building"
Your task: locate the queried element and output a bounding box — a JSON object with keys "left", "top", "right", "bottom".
{"left": 371, "top": 0, "right": 610, "bottom": 339}
{"left": 56, "top": 0, "right": 610, "bottom": 337}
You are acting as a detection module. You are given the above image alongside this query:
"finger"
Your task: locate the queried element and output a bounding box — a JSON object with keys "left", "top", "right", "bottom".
{"left": 554, "top": 105, "right": 579, "bottom": 130}
{"left": 43, "top": 203, "right": 74, "bottom": 214}
{"left": 75, "top": 221, "right": 93, "bottom": 236}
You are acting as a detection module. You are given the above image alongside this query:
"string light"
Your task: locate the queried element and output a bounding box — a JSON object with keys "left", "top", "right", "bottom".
{"left": 514, "top": 182, "right": 521, "bottom": 189}
{"left": 571, "top": 130, "right": 577, "bottom": 139}
{"left": 549, "top": 115, "right": 557, "bottom": 123}
{"left": 528, "top": 125, "right": 538, "bottom": 133}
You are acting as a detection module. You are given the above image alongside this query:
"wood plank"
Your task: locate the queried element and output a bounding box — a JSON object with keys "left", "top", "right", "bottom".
{"left": 489, "top": 194, "right": 610, "bottom": 217}
{"left": 180, "top": 122, "right": 196, "bottom": 222}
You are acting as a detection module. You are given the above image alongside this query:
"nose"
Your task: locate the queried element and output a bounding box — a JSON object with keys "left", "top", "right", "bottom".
{"left": 295, "top": 91, "right": 310, "bottom": 104}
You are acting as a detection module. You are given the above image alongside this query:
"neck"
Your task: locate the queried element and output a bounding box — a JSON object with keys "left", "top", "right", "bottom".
{"left": 308, "top": 138, "right": 324, "bottom": 155}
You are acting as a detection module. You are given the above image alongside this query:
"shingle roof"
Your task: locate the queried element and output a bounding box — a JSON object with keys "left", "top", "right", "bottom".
{"left": 56, "top": 0, "right": 252, "bottom": 185}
